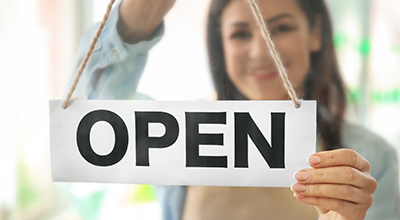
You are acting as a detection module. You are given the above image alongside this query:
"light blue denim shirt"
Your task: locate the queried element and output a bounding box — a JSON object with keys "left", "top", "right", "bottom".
{"left": 73, "top": 2, "right": 399, "bottom": 220}
{"left": 71, "top": 1, "right": 163, "bottom": 100}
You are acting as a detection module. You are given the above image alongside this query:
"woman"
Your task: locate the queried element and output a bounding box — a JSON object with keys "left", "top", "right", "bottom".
{"left": 72, "top": 0, "right": 398, "bottom": 219}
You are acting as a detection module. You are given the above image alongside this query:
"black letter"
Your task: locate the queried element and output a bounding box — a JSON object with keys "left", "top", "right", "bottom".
{"left": 234, "top": 113, "right": 285, "bottom": 168}
{"left": 186, "top": 112, "right": 227, "bottom": 168}
{"left": 135, "top": 112, "right": 179, "bottom": 166}
{"left": 76, "top": 110, "right": 128, "bottom": 166}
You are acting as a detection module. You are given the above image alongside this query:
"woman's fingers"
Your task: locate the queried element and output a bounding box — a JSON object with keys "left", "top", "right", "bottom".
{"left": 296, "top": 150, "right": 378, "bottom": 194}
{"left": 308, "top": 149, "right": 370, "bottom": 172}
{"left": 291, "top": 183, "right": 373, "bottom": 205}
{"left": 295, "top": 166, "right": 377, "bottom": 194}
{"left": 294, "top": 195, "right": 371, "bottom": 220}
{"left": 293, "top": 149, "right": 377, "bottom": 219}
{"left": 295, "top": 166, "right": 375, "bottom": 190}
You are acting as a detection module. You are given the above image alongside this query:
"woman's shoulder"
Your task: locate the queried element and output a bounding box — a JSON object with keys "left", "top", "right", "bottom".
{"left": 341, "top": 121, "right": 398, "bottom": 176}
{"left": 342, "top": 122, "right": 395, "bottom": 152}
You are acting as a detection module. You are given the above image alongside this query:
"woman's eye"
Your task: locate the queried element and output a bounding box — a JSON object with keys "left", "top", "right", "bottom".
{"left": 271, "top": 25, "right": 296, "bottom": 35}
{"left": 230, "top": 31, "right": 252, "bottom": 39}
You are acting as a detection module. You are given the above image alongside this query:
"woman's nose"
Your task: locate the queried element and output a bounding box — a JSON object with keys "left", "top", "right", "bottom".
{"left": 250, "top": 34, "right": 272, "bottom": 60}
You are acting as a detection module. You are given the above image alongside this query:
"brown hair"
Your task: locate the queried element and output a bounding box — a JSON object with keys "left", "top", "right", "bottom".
{"left": 206, "top": 0, "right": 346, "bottom": 150}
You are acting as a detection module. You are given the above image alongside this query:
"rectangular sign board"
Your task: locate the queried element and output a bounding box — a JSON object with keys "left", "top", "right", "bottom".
{"left": 50, "top": 100, "right": 316, "bottom": 187}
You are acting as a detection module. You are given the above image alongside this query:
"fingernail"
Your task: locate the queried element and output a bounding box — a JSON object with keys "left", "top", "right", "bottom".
{"left": 296, "top": 194, "right": 307, "bottom": 200}
{"left": 291, "top": 183, "right": 307, "bottom": 193}
{"left": 308, "top": 155, "right": 322, "bottom": 165}
{"left": 295, "top": 171, "right": 310, "bottom": 181}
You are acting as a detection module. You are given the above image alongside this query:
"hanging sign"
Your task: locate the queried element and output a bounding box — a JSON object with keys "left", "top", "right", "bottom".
{"left": 50, "top": 100, "right": 316, "bottom": 187}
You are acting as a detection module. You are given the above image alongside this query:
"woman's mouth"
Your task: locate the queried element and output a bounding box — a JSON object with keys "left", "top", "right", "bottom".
{"left": 249, "top": 69, "right": 278, "bottom": 81}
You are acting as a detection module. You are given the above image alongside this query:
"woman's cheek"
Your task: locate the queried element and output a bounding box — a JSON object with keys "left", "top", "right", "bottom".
{"left": 225, "top": 44, "right": 249, "bottom": 80}
{"left": 275, "top": 37, "right": 310, "bottom": 88}
{"left": 290, "top": 46, "right": 311, "bottom": 88}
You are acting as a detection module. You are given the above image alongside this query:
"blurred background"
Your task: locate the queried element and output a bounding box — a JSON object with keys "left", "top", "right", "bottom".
{"left": 1, "top": 0, "right": 399, "bottom": 219}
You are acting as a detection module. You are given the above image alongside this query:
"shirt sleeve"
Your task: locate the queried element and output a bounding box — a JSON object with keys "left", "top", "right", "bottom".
{"left": 366, "top": 144, "right": 399, "bottom": 220}
{"left": 342, "top": 123, "right": 399, "bottom": 220}
{"left": 69, "top": 1, "right": 164, "bottom": 100}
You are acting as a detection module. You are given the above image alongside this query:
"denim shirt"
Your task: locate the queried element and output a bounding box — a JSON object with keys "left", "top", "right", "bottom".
{"left": 73, "top": 2, "right": 399, "bottom": 219}
{"left": 71, "top": 0, "right": 164, "bottom": 100}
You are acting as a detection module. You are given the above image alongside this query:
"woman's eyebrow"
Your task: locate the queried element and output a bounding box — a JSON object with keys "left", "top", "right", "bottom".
{"left": 229, "top": 13, "right": 295, "bottom": 27}
{"left": 230, "top": 22, "right": 249, "bottom": 27}
{"left": 266, "top": 13, "right": 295, "bottom": 24}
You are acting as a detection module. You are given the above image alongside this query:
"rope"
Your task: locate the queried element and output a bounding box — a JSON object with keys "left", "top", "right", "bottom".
{"left": 62, "top": 0, "right": 116, "bottom": 109}
{"left": 247, "top": 0, "right": 301, "bottom": 108}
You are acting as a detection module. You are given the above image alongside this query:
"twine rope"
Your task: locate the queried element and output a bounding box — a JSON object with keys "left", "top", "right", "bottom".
{"left": 62, "top": 0, "right": 116, "bottom": 109}
{"left": 62, "top": 0, "right": 300, "bottom": 109}
{"left": 247, "top": 0, "right": 301, "bottom": 108}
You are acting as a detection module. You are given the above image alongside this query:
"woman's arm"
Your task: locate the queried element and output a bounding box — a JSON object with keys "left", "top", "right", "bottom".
{"left": 71, "top": 0, "right": 175, "bottom": 100}
{"left": 118, "top": 0, "right": 175, "bottom": 44}
{"left": 291, "top": 123, "right": 399, "bottom": 220}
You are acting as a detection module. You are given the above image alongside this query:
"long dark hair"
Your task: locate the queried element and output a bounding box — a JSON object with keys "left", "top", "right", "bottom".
{"left": 207, "top": 0, "right": 346, "bottom": 151}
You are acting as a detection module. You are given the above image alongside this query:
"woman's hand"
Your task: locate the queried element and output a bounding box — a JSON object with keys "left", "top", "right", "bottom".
{"left": 292, "top": 149, "right": 377, "bottom": 220}
{"left": 117, "top": 0, "right": 176, "bottom": 44}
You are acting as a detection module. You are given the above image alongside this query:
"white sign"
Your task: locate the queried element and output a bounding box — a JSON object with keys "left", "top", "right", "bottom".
{"left": 49, "top": 100, "right": 316, "bottom": 187}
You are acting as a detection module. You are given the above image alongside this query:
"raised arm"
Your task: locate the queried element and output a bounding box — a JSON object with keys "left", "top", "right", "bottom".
{"left": 70, "top": 0, "right": 175, "bottom": 100}
{"left": 118, "top": 0, "right": 175, "bottom": 44}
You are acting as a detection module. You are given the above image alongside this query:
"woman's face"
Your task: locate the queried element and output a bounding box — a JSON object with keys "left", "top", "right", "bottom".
{"left": 221, "top": 0, "right": 321, "bottom": 100}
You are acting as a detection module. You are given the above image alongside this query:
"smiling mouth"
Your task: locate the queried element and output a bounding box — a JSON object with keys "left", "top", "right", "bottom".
{"left": 249, "top": 70, "right": 278, "bottom": 81}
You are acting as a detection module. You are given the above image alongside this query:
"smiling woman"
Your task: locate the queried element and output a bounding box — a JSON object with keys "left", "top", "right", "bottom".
{"left": 183, "top": 0, "right": 375, "bottom": 219}
{"left": 70, "top": 0, "right": 399, "bottom": 220}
